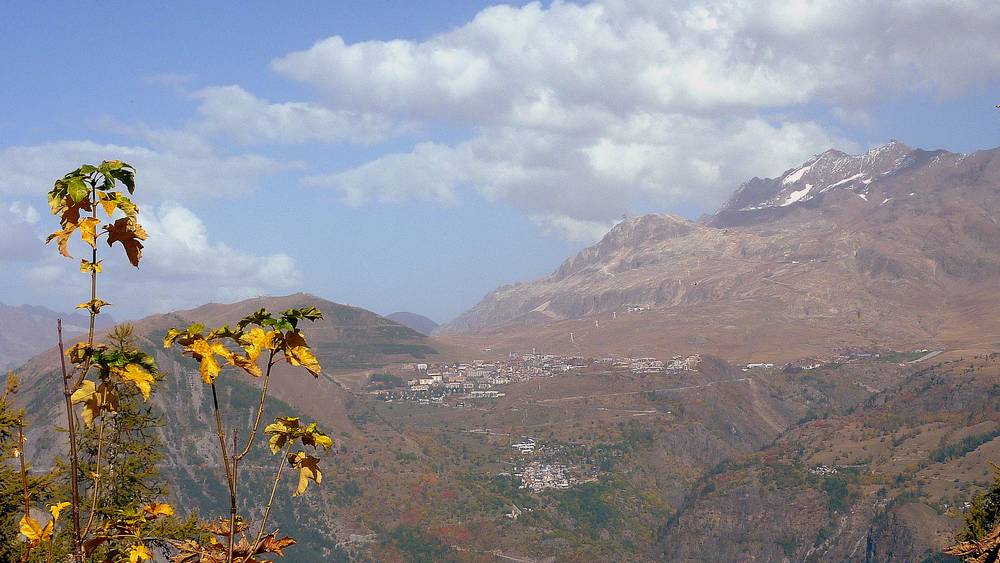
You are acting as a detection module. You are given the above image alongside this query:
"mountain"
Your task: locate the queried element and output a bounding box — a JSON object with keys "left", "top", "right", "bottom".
{"left": 440, "top": 141, "right": 1000, "bottom": 361}
{"left": 0, "top": 302, "right": 114, "bottom": 372}
{"left": 386, "top": 311, "right": 439, "bottom": 335}
{"left": 10, "top": 299, "right": 996, "bottom": 560}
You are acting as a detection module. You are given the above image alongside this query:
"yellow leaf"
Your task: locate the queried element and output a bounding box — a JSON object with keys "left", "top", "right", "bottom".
{"left": 79, "top": 217, "right": 101, "bottom": 248}
{"left": 76, "top": 298, "right": 111, "bottom": 314}
{"left": 143, "top": 502, "right": 175, "bottom": 517}
{"left": 115, "top": 363, "right": 155, "bottom": 401}
{"left": 239, "top": 328, "right": 276, "bottom": 373}
{"left": 231, "top": 354, "right": 262, "bottom": 378}
{"left": 303, "top": 423, "right": 333, "bottom": 450}
{"left": 187, "top": 339, "right": 232, "bottom": 384}
{"left": 129, "top": 544, "right": 152, "bottom": 563}
{"left": 45, "top": 224, "right": 78, "bottom": 258}
{"left": 70, "top": 380, "right": 118, "bottom": 427}
{"left": 288, "top": 451, "right": 322, "bottom": 496}
{"left": 97, "top": 191, "right": 117, "bottom": 217}
{"left": 283, "top": 330, "right": 321, "bottom": 377}
{"left": 79, "top": 260, "right": 103, "bottom": 274}
{"left": 48, "top": 502, "right": 71, "bottom": 522}
{"left": 19, "top": 515, "right": 44, "bottom": 542}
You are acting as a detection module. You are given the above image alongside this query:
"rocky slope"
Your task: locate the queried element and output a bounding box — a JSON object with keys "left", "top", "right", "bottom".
{"left": 440, "top": 141, "right": 1000, "bottom": 360}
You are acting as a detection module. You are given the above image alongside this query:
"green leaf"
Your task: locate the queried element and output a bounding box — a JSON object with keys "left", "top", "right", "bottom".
{"left": 67, "top": 176, "right": 90, "bottom": 203}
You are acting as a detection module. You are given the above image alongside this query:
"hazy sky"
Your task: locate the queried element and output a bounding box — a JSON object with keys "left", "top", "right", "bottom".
{"left": 1, "top": 1, "right": 999, "bottom": 323}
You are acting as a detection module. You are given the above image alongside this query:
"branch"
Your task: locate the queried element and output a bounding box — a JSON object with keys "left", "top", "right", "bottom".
{"left": 58, "top": 320, "right": 84, "bottom": 563}
{"left": 81, "top": 418, "right": 107, "bottom": 537}
{"left": 210, "top": 383, "right": 237, "bottom": 563}
{"left": 247, "top": 440, "right": 293, "bottom": 561}
{"left": 237, "top": 351, "right": 276, "bottom": 461}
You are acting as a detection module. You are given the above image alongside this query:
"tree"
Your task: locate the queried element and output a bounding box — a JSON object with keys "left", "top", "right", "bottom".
{"left": 5, "top": 161, "right": 334, "bottom": 563}
{"left": 945, "top": 463, "right": 1000, "bottom": 562}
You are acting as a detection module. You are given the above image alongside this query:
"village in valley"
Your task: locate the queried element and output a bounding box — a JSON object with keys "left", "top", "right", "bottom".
{"left": 366, "top": 352, "right": 704, "bottom": 406}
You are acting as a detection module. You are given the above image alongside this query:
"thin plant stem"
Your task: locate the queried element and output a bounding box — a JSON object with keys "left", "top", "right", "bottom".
{"left": 58, "top": 320, "right": 84, "bottom": 563}
{"left": 237, "top": 351, "right": 276, "bottom": 461}
{"left": 248, "top": 440, "right": 293, "bottom": 560}
{"left": 210, "top": 383, "right": 237, "bottom": 563}
{"left": 17, "top": 421, "right": 32, "bottom": 563}
{"left": 81, "top": 418, "right": 107, "bottom": 537}
{"left": 17, "top": 424, "right": 29, "bottom": 519}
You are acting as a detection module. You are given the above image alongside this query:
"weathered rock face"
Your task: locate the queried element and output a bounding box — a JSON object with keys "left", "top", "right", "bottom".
{"left": 440, "top": 142, "right": 1000, "bottom": 357}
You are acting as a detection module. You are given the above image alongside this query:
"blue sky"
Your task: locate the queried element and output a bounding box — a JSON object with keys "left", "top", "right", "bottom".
{"left": 1, "top": 1, "right": 999, "bottom": 323}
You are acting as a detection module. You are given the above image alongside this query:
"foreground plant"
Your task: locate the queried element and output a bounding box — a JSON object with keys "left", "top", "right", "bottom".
{"left": 7, "top": 161, "right": 332, "bottom": 562}
{"left": 162, "top": 306, "right": 333, "bottom": 562}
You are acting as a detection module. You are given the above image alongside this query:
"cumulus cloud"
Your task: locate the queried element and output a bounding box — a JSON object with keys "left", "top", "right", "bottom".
{"left": 305, "top": 116, "right": 845, "bottom": 225}
{"left": 141, "top": 202, "right": 300, "bottom": 289}
{"left": 0, "top": 140, "right": 292, "bottom": 201}
{"left": 274, "top": 1, "right": 1000, "bottom": 121}
{"left": 273, "top": 0, "right": 1000, "bottom": 240}
{"left": 192, "top": 85, "right": 404, "bottom": 145}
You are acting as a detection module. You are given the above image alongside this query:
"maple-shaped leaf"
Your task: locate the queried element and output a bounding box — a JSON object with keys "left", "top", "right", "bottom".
{"left": 258, "top": 533, "right": 296, "bottom": 556}
{"left": 301, "top": 422, "right": 334, "bottom": 450}
{"left": 115, "top": 363, "right": 155, "bottom": 400}
{"left": 79, "top": 259, "right": 102, "bottom": 274}
{"left": 106, "top": 217, "right": 147, "bottom": 267}
{"left": 97, "top": 191, "right": 117, "bottom": 217}
{"left": 163, "top": 323, "right": 205, "bottom": 348}
{"left": 46, "top": 223, "right": 79, "bottom": 258}
{"left": 49, "top": 501, "right": 71, "bottom": 522}
{"left": 76, "top": 298, "right": 111, "bottom": 314}
{"left": 129, "top": 543, "right": 152, "bottom": 563}
{"left": 242, "top": 327, "right": 276, "bottom": 363}
{"left": 282, "top": 330, "right": 321, "bottom": 377}
{"left": 233, "top": 327, "right": 278, "bottom": 377}
{"left": 287, "top": 451, "right": 322, "bottom": 496}
{"left": 265, "top": 416, "right": 301, "bottom": 454}
{"left": 186, "top": 339, "right": 233, "bottom": 384}
{"left": 79, "top": 217, "right": 101, "bottom": 248}
{"left": 71, "top": 380, "right": 119, "bottom": 427}
{"left": 20, "top": 514, "right": 53, "bottom": 547}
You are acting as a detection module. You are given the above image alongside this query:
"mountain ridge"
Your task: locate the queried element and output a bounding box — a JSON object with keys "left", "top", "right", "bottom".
{"left": 438, "top": 141, "right": 1000, "bottom": 361}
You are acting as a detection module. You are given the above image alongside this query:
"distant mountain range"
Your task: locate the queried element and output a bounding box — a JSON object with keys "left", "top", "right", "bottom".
{"left": 0, "top": 302, "right": 114, "bottom": 372}
{"left": 440, "top": 141, "right": 1000, "bottom": 361}
{"left": 386, "top": 311, "right": 439, "bottom": 335}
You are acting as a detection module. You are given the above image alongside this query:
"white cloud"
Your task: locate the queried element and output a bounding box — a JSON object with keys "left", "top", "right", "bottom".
{"left": 141, "top": 202, "right": 300, "bottom": 289}
{"left": 275, "top": 0, "right": 1000, "bottom": 238}
{"left": 306, "top": 115, "right": 846, "bottom": 230}
{"left": 0, "top": 140, "right": 292, "bottom": 201}
{"left": 192, "top": 85, "right": 403, "bottom": 145}
{"left": 530, "top": 214, "right": 616, "bottom": 243}
{"left": 273, "top": 1, "right": 1000, "bottom": 122}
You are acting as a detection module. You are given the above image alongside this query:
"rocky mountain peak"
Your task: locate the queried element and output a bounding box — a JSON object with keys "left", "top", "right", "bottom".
{"left": 715, "top": 140, "right": 934, "bottom": 221}
{"left": 554, "top": 214, "right": 697, "bottom": 279}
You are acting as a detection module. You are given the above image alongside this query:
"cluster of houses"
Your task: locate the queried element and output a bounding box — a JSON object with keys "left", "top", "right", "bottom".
{"left": 369, "top": 352, "right": 701, "bottom": 405}
{"left": 594, "top": 354, "right": 701, "bottom": 374}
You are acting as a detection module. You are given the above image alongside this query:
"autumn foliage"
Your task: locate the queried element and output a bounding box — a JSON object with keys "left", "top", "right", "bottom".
{"left": 3, "top": 162, "right": 334, "bottom": 562}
